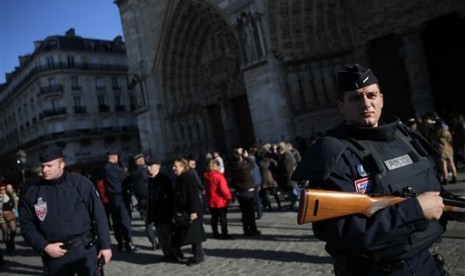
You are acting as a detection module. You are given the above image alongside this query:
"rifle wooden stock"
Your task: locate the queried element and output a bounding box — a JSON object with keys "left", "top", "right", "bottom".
{"left": 298, "top": 189, "right": 465, "bottom": 225}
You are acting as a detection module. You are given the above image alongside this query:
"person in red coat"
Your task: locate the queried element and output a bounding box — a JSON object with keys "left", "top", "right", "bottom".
{"left": 203, "top": 159, "right": 233, "bottom": 239}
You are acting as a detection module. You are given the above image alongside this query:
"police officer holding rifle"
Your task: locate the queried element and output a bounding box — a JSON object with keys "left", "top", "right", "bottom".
{"left": 292, "top": 64, "right": 464, "bottom": 276}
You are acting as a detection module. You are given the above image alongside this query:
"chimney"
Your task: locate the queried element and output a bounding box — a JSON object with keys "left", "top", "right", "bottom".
{"left": 113, "top": 35, "right": 123, "bottom": 45}
{"left": 65, "top": 28, "right": 76, "bottom": 37}
{"left": 34, "top": 40, "right": 43, "bottom": 50}
{"left": 19, "top": 55, "right": 30, "bottom": 66}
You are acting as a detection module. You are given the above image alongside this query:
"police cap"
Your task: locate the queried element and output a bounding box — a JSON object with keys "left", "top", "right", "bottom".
{"left": 133, "top": 153, "right": 144, "bottom": 160}
{"left": 107, "top": 148, "right": 120, "bottom": 156}
{"left": 39, "top": 144, "right": 64, "bottom": 162}
{"left": 337, "top": 64, "right": 378, "bottom": 94}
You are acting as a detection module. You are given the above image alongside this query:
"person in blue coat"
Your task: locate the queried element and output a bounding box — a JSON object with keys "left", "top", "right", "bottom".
{"left": 20, "top": 144, "right": 112, "bottom": 275}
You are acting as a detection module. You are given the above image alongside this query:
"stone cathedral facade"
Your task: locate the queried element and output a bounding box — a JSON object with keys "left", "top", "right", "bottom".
{"left": 115, "top": 0, "right": 465, "bottom": 161}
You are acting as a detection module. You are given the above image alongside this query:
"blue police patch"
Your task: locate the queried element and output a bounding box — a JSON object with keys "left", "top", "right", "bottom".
{"left": 354, "top": 177, "right": 372, "bottom": 193}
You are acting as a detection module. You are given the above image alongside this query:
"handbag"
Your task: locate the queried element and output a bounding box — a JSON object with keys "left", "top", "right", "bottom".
{"left": 3, "top": 210, "right": 15, "bottom": 221}
{"left": 173, "top": 212, "right": 191, "bottom": 227}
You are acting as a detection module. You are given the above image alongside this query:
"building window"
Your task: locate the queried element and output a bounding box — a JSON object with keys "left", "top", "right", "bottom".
{"left": 98, "top": 96, "right": 109, "bottom": 112}
{"left": 71, "top": 76, "right": 81, "bottom": 90}
{"left": 74, "top": 96, "right": 82, "bottom": 107}
{"left": 67, "top": 55, "right": 75, "bottom": 68}
{"left": 51, "top": 99, "right": 61, "bottom": 110}
{"left": 98, "top": 96, "right": 105, "bottom": 106}
{"left": 114, "top": 95, "right": 125, "bottom": 111}
{"left": 112, "top": 77, "right": 121, "bottom": 90}
{"left": 95, "top": 77, "right": 105, "bottom": 90}
{"left": 74, "top": 96, "right": 86, "bottom": 113}
{"left": 115, "top": 95, "right": 121, "bottom": 106}
{"left": 47, "top": 56, "right": 55, "bottom": 69}
{"left": 129, "top": 95, "right": 136, "bottom": 111}
{"left": 48, "top": 77, "right": 56, "bottom": 87}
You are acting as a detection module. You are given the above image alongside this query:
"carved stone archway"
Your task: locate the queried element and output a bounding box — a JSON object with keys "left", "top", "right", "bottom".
{"left": 160, "top": 0, "right": 248, "bottom": 159}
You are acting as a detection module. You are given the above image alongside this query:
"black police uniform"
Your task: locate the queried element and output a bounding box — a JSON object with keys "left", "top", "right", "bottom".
{"left": 130, "top": 164, "right": 149, "bottom": 219}
{"left": 293, "top": 119, "right": 447, "bottom": 275}
{"left": 20, "top": 172, "right": 111, "bottom": 275}
{"left": 103, "top": 160, "right": 135, "bottom": 251}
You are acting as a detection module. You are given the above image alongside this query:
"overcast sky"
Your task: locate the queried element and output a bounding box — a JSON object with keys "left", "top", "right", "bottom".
{"left": 0, "top": 0, "right": 124, "bottom": 84}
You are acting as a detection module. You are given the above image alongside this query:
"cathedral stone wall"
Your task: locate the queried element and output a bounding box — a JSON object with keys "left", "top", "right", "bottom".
{"left": 116, "top": 0, "right": 465, "bottom": 160}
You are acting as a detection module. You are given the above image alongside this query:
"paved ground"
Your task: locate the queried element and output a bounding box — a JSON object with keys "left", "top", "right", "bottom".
{"left": 1, "top": 176, "right": 464, "bottom": 276}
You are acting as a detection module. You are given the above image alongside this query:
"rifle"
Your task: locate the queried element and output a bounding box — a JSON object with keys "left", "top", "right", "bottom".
{"left": 297, "top": 187, "right": 465, "bottom": 225}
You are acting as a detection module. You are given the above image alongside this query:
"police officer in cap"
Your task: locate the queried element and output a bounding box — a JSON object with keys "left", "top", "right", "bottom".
{"left": 292, "top": 64, "right": 463, "bottom": 275}
{"left": 103, "top": 149, "right": 137, "bottom": 252}
{"left": 20, "top": 144, "right": 112, "bottom": 275}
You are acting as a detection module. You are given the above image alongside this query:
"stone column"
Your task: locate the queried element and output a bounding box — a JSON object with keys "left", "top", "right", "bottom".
{"left": 399, "top": 28, "right": 435, "bottom": 115}
{"left": 243, "top": 59, "right": 294, "bottom": 143}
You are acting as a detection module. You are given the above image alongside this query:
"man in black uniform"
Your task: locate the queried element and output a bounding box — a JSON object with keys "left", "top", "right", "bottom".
{"left": 292, "top": 64, "right": 462, "bottom": 275}
{"left": 103, "top": 149, "right": 137, "bottom": 252}
{"left": 20, "top": 144, "right": 112, "bottom": 275}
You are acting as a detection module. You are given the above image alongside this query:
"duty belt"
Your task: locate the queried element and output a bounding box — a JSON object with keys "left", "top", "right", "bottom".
{"left": 60, "top": 232, "right": 94, "bottom": 250}
{"left": 335, "top": 255, "right": 407, "bottom": 274}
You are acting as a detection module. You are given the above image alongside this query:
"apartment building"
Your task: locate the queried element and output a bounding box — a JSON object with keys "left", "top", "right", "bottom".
{"left": 0, "top": 28, "right": 141, "bottom": 182}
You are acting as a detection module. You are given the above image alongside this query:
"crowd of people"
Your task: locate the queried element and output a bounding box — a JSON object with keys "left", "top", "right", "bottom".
{"left": 0, "top": 138, "right": 305, "bottom": 271}
{"left": 404, "top": 111, "right": 465, "bottom": 185}
{"left": 93, "top": 141, "right": 305, "bottom": 266}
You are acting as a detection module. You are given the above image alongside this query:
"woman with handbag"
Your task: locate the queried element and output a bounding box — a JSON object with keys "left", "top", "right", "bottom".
{"left": 172, "top": 158, "right": 207, "bottom": 266}
{"left": 0, "top": 184, "right": 17, "bottom": 252}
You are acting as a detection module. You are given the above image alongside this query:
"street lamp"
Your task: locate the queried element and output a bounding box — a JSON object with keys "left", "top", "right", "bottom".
{"left": 16, "top": 149, "right": 27, "bottom": 184}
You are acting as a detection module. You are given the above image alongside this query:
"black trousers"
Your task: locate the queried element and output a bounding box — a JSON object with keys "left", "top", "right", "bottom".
{"left": 109, "top": 195, "right": 132, "bottom": 245}
{"left": 209, "top": 207, "right": 229, "bottom": 235}
{"left": 191, "top": 242, "right": 205, "bottom": 261}
{"left": 237, "top": 191, "right": 258, "bottom": 234}
{"left": 156, "top": 222, "right": 173, "bottom": 257}
{"left": 44, "top": 244, "right": 97, "bottom": 276}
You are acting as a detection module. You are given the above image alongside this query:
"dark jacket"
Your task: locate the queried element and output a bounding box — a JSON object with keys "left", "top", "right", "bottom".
{"left": 293, "top": 119, "right": 445, "bottom": 261}
{"left": 259, "top": 157, "right": 278, "bottom": 190}
{"left": 173, "top": 169, "right": 207, "bottom": 245}
{"left": 130, "top": 165, "right": 149, "bottom": 199}
{"left": 103, "top": 162, "right": 128, "bottom": 195}
{"left": 276, "top": 151, "right": 296, "bottom": 191}
{"left": 228, "top": 157, "right": 255, "bottom": 192}
{"left": 147, "top": 172, "right": 174, "bottom": 226}
{"left": 20, "top": 172, "right": 111, "bottom": 253}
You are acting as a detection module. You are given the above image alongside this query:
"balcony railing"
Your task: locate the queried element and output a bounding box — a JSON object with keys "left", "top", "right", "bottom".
{"left": 74, "top": 106, "right": 87, "bottom": 114}
{"left": 115, "top": 105, "right": 126, "bottom": 112}
{"left": 98, "top": 105, "right": 110, "bottom": 112}
{"left": 4, "top": 62, "right": 128, "bottom": 103}
{"left": 39, "top": 107, "right": 67, "bottom": 119}
{"left": 38, "top": 84, "right": 64, "bottom": 97}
